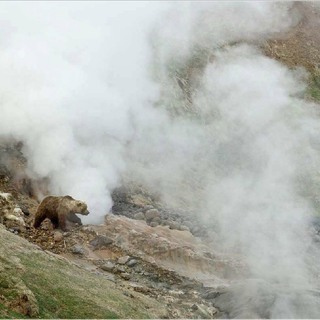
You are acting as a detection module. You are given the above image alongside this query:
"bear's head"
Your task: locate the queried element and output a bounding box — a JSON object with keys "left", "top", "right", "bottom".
{"left": 74, "top": 200, "right": 90, "bottom": 216}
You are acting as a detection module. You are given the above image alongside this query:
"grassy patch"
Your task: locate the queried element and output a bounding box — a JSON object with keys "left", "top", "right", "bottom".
{"left": 19, "top": 255, "right": 120, "bottom": 319}
{"left": 0, "top": 222, "right": 162, "bottom": 319}
{"left": 307, "top": 75, "right": 320, "bottom": 102}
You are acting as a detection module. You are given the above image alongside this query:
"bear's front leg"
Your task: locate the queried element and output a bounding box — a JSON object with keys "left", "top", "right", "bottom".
{"left": 58, "top": 214, "right": 68, "bottom": 231}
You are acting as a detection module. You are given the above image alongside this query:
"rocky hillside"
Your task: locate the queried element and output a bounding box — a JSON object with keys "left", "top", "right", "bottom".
{"left": 263, "top": 2, "right": 320, "bottom": 101}
{"left": 0, "top": 224, "right": 165, "bottom": 319}
{"left": 0, "top": 144, "right": 229, "bottom": 319}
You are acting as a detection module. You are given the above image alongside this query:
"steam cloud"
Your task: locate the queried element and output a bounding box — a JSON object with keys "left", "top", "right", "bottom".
{"left": 1, "top": 2, "right": 320, "bottom": 317}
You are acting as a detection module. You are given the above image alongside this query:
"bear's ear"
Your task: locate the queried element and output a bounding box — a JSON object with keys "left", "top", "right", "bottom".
{"left": 76, "top": 202, "right": 82, "bottom": 207}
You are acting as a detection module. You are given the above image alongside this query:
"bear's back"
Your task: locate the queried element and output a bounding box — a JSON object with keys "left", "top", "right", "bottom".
{"left": 39, "top": 196, "right": 65, "bottom": 213}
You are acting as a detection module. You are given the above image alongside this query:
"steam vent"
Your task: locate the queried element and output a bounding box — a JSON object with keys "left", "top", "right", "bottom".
{"left": 1, "top": 2, "right": 320, "bottom": 319}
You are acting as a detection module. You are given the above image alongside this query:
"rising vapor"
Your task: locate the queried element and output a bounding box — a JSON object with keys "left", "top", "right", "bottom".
{"left": 0, "top": 2, "right": 320, "bottom": 317}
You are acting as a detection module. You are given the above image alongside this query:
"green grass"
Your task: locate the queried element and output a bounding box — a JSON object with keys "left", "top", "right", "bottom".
{"left": 0, "top": 231, "right": 160, "bottom": 320}
{"left": 16, "top": 251, "right": 156, "bottom": 319}
{"left": 308, "top": 75, "right": 320, "bottom": 101}
{"left": 19, "top": 255, "right": 120, "bottom": 319}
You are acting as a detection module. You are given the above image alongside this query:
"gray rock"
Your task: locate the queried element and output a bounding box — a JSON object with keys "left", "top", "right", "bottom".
{"left": 127, "top": 259, "right": 138, "bottom": 267}
{"left": 89, "top": 235, "right": 113, "bottom": 250}
{"left": 71, "top": 245, "right": 85, "bottom": 255}
{"left": 117, "top": 255, "right": 130, "bottom": 265}
{"left": 100, "top": 261, "right": 115, "bottom": 272}
{"left": 133, "top": 212, "right": 145, "bottom": 220}
{"left": 53, "top": 231, "right": 63, "bottom": 242}
{"left": 145, "top": 209, "right": 160, "bottom": 221}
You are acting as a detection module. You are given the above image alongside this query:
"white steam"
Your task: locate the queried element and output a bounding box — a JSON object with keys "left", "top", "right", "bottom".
{"left": 0, "top": 2, "right": 166, "bottom": 223}
{"left": 1, "top": 2, "right": 320, "bottom": 317}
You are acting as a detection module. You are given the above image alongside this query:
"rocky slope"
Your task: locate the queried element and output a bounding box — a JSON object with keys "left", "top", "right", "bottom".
{"left": 0, "top": 224, "right": 167, "bottom": 319}
{"left": 0, "top": 143, "right": 227, "bottom": 319}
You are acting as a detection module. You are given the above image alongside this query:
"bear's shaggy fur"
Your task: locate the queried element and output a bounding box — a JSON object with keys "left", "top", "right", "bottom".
{"left": 33, "top": 195, "right": 89, "bottom": 231}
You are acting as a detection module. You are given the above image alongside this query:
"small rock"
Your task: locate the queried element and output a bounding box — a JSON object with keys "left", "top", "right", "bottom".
{"left": 118, "top": 255, "right": 130, "bottom": 265}
{"left": 145, "top": 209, "right": 160, "bottom": 221}
{"left": 133, "top": 212, "right": 145, "bottom": 220}
{"left": 120, "top": 272, "right": 131, "bottom": 280}
{"left": 127, "top": 259, "right": 138, "bottom": 267}
{"left": 71, "top": 245, "right": 85, "bottom": 255}
{"left": 89, "top": 235, "right": 113, "bottom": 250}
{"left": 53, "top": 231, "right": 63, "bottom": 242}
{"left": 100, "top": 261, "right": 116, "bottom": 272}
{"left": 149, "top": 221, "right": 159, "bottom": 228}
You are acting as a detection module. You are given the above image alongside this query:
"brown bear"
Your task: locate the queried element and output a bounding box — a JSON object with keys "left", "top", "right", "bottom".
{"left": 33, "top": 195, "right": 89, "bottom": 231}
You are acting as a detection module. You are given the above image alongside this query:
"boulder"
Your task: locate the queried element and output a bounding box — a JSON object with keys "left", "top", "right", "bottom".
{"left": 100, "top": 261, "right": 116, "bottom": 272}
{"left": 53, "top": 231, "right": 63, "bottom": 242}
{"left": 117, "top": 255, "right": 130, "bottom": 265}
{"left": 145, "top": 209, "right": 160, "bottom": 222}
{"left": 71, "top": 245, "right": 85, "bottom": 255}
{"left": 127, "top": 259, "right": 138, "bottom": 267}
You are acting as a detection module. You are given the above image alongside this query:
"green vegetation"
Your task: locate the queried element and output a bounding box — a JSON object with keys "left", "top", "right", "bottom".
{"left": 308, "top": 75, "right": 320, "bottom": 102}
{"left": 18, "top": 253, "right": 149, "bottom": 319}
{"left": 0, "top": 227, "right": 164, "bottom": 319}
